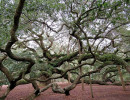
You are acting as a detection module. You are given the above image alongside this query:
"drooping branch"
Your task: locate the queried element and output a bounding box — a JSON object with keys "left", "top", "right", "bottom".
{"left": 98, "top": 54, "right": 130, "bottom": 73}
{"left": 78, "top": 53, "right": 130, "bottom": 73}
{"left": 0, "top": 55, "right": 14, "bottom": 99}
{"left": 102, "top": 67, "right": 118, "bottom": 82}
{"left": 0, "top": 0, "right": 40, "bottom": 97}
{"left": 4, "top": 0, "right": 35, "bottom": 79}
{"left": 0, "top": 55, "right": 14, "bottom": 83}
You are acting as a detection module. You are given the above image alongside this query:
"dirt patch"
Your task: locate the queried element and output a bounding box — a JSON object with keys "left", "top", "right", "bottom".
{"left": 0, "top": 83, "right": 130, "bottom": 100}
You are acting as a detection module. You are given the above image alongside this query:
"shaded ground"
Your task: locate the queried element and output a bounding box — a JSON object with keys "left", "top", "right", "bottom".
{"left": 0, "top": 83, "right": 130, "bottom": 100}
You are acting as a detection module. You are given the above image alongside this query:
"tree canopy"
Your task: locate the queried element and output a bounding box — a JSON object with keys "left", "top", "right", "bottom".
{"left": 0, "top": 0, "right": 130, "bottom": 99}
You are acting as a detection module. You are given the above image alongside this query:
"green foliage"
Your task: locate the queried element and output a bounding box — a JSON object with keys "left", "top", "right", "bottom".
{"left": 0, "top": 0, "right": 15, "bottom": 47}
{"left": 78, "top": 54, "right": 92, "bottom": 63}
{"left": 99, "top": 54, "right": 116, "bottom": 61}
{"left": 99, "top": 54, "right": 128, "bottom": 68}
{"left": 0, "top": 0, "right": 130, "bottom": 87}
{"left": 16, "top": 79, "right": 28, "bottom": 85}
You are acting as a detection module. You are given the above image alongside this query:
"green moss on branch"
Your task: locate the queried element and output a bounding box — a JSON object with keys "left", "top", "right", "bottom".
{"left": 49, "top": 52, "right": 78, "bottom": 67}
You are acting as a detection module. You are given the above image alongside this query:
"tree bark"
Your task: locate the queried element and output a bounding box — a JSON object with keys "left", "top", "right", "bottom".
{"left": 117, "top": 66, "right": 126, "bottom": 91}
{"left": 89, "top": 75, "right": 94, "bottom": 98}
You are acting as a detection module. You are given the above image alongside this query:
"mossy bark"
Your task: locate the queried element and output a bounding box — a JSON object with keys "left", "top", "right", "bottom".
{"left": 49, "top": 51, "right": 78, "bottom": 67}
{"left": 78, "top": 53, "right": 130, "bottom": 73}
